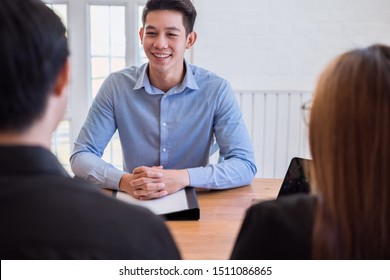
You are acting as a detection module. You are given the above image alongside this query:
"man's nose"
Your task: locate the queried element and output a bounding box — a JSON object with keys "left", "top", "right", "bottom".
{"left": 153, "top": 35, "right": 168, "bottom": 49}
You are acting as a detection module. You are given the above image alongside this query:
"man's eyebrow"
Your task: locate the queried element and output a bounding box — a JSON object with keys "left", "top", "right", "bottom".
{"left": 166, "top": 26, "right": 181, "bottom": 32}
{"left": 145, "top": 25, "right": 182, "bottom": 32}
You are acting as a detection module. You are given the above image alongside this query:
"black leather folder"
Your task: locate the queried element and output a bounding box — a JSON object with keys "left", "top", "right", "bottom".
{"left": 163, "top": 187, "right": 200, "bottom": 220}
{"left": 114, "top": 186, "right": 200, "bottom": 221}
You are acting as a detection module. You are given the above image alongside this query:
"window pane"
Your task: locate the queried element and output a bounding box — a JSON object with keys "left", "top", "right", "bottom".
{"left": 89, "top": 5, "right": 127, "bottom": 170}
{"left": 90, "top": 6, "right": 110, "bottom": 56}
{"left": 110, "top": 6, "right": 126, "bottom": 57}
{"left": 111, "top": 58, "right": 126, "bottom": 73}
{"left": 46, "top": 3, "right": 71, "bottom": 173}
{"left": 89, "top": 5, "right": 126, "bottom": 98}
{"left": 138, "top": 5, "right": 148, "bottom": 65}
{"left": 91, "top": 57, "right": 110, "bottom": 79}
{"left": 51, "top": 120, "right": 72, "bottom": 174}
{"left": 91, "top": 78, "right": 105, "bottom": 98}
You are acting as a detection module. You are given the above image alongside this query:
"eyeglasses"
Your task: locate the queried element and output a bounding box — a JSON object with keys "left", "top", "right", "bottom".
{"left": 301, "top": 100, "right": 312, "bottom": 125}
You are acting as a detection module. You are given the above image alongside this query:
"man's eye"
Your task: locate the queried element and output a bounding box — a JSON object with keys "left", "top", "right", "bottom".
{"left": 146, "top": 32, "right": 156, "bottom": 36}
{"left": 167, "top": 33, "right": 177, "bottom": 37}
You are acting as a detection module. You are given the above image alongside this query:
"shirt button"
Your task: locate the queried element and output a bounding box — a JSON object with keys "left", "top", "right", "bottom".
{"left": 163, "top": 123, "right": 167, "bottom": 126}
{"left": 162, "top": 148, "right": 167, "bottom": 152}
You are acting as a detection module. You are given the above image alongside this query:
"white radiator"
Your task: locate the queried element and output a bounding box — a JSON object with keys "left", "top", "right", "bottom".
{"left": 235, "top": 90, "right": 312, "bottom": 179}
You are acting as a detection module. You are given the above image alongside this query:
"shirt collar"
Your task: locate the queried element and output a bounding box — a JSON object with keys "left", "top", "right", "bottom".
{"left": 133, "top": 60, "right": 199, "bottom": 95}
{"left": 133, "top": 63, "right": 151, "bottom": 92}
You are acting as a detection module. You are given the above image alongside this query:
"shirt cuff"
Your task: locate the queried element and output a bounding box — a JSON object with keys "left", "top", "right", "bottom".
{"left": 187, "top": 167, "right": 206, "bottom": 187}
{"left": 104, "top": 168, "right": 127, "bottom": 190}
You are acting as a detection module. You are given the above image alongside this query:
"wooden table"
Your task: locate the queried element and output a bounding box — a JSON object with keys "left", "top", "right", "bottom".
{"left": 165, "top": 178, "right": 281, "bottom": 260}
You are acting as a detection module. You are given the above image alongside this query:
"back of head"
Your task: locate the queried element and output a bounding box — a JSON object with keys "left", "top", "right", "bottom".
{"left": 309, "top": 44, "right": 390, "bottom": 259}
{"left": 0, "top": 0, "right": 69, "bottom": 132}
{"left": 142, "top": 0, "right": 197, "bottom": 35}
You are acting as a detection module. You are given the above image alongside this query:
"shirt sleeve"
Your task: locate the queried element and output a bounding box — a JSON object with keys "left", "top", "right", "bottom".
{"left": 70, "top": 77, "right": 125, "bottom": 190}
{"left": 187, "top": 81, "right": 257, "bottom": 189}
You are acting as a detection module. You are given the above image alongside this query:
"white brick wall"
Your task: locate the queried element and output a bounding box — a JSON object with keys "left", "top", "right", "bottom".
{"left": 192, "top": 0, "right": 390, "bottom": 91}
{"left": 192, "top": 0, "right": 390, "bottom": 178}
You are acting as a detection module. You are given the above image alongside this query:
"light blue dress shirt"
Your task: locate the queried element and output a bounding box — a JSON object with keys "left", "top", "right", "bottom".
{"left": 70, "top": 61, "right": 257, "bottom": 190}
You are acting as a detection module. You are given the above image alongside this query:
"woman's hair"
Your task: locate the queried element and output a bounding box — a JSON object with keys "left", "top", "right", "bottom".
{"left": 310, "top": 44, "right": 390, "bottom": 259}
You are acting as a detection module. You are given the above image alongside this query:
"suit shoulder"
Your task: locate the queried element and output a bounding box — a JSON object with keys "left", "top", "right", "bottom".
{"left": 248, "top": 195, "right": 316, "bottom": 222}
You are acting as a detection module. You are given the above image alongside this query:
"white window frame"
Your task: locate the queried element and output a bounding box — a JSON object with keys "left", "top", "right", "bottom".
{"left": 43, "top": 0, "right": 146, "bottom": 165}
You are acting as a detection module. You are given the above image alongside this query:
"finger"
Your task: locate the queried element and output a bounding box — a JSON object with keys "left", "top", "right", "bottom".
{"left": 139, "top": 190, "right": 168, "bottom": 200}
{"left": 133, "top": 188, "right": 160, "bottom": 197}
{"left": 132, "top": 181, "right": 165, "bottom": 192}
{"left": 133, "top": 183, "right": 164, "bottom": 195}
{"left": 133, "top": 166, "right": 163, "bottom": 174}
{"left": 122, "top": 187, "right": 139, "bottom": 199}
{"left": 132, "top": 170, "right": 164, "bottom": 180}
{"left": 132, "top": 166, "right": 149, "bottom": 174}
{"left": 131, "top": 178, "right": 164, "bottom": 189}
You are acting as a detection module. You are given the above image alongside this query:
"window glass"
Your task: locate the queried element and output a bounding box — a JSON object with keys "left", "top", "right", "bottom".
{"left": 89, "top": 5, "right": 126, "bottom": 169}
{"left": 51, "top": 120, "right": 72, "bottom": 174}
{"left": 90, "top": 5, "right": 126, "bottom": 98}
{"left": 45, "top": 1, "right": 146, "bottom": 173}
{"left": 91, "top": 57, "right": 110, "bottom": 79}
{"left": 90, "top": 6, "right": 110, "bottom": 56}
{"left": 110, "top": 6, "right": 126, "bottom": 57}
{"left": 46, "top": 3, "right": 72, "bottom": 174}
{"left": 138, "top": 5, "right": 148, "bottom": 65}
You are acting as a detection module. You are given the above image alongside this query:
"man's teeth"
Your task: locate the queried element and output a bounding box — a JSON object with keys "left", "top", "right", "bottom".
{"left": 154, "top": 54, "right": 169, "bottom": 58}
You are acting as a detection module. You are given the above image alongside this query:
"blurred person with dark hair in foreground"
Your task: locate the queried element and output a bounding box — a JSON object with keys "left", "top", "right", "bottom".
{"left": 0, "top": 0, "right": 180, "bottom": 260}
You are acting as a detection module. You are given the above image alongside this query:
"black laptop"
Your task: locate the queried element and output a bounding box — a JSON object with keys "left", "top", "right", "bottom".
{"left": 277, "top": 157, "right": 312, "bottom": 198}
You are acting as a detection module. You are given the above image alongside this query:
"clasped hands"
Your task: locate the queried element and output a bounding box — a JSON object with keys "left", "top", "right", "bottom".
{"left": 119, "top": 166, "right": 190, "bottom": 200}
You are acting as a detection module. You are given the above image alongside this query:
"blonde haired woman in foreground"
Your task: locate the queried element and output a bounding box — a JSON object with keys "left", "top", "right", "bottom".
{"left": 231, "top": 44, "right": 390, "bottom": 259}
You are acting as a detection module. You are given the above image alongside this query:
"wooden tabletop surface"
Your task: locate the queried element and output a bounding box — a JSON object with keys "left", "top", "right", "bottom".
{"left": 166, "top": 178, "right": 282, "bottom": 260}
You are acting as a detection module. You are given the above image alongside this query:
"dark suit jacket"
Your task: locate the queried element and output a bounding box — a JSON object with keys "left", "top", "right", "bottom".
{"left": 230, "top": 194, "right": 316, "bottom": 260}
{"left": 0, "top": 146, "right": 180, "bottom": 259}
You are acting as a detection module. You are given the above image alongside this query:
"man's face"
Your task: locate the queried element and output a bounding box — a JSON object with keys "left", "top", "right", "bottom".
{"left": 140, "top": 10, "right": 195, "bottom": 76}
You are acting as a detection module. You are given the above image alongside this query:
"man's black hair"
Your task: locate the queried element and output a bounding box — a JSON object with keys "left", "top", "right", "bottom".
{"left": 142, "top": 0, "right": 197, "bottom": 35}
{"left": 0, "top": 0, "right": 69, "bottom": 132}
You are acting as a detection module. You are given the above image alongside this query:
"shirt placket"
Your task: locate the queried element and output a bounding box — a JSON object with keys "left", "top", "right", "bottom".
{"left": 160, "top": 95, "right": 169, "bottom": 167}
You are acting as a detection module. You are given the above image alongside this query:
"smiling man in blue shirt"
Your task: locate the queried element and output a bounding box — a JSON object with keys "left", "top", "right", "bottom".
{"left": 71, "top": 0, "right": 256, "bottom": 200}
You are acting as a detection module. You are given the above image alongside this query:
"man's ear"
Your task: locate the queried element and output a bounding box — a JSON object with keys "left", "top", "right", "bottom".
{"left": 186, "top": 31, "right": 197, "bottom": 49}
{"left": 139, "top": 27, "right": 144, "bottom": 44}
{"left": 53, "top": 59, "right": 70, "bottom": 97}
